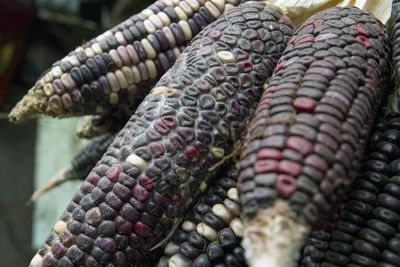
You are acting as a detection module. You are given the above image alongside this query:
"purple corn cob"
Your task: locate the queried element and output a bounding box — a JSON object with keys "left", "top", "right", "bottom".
{"left": 9, "top": 0, "right": 240, "bottom": 123}
{"left": 157, "top": 165, "right": 246, "bottom": 267}
{"left": 300, "top": 113, "right": 400, "bottom": 267}
{"left": 28, "top": 2, "right": 293, "bottom": 266}
{"left": 238, "top": 6, "right": 390, "bottom": 266}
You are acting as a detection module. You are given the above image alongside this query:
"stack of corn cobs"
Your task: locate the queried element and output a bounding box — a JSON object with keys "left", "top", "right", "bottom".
{"left": 10, "top": 0, "right": 400, "bottom": 266}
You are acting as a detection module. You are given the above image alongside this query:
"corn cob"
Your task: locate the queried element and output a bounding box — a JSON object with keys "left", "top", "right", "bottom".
{"left": 157, "top": 164, "right": 246, "bottom": 267}
{"left": 238, "top": 6, "right": 390, "bottom": 266}
{"left": 300, "top": 113, "right": 400, "bottom": 267}
{"left": 29, "top": 3, "right": 294, "bottom": 267}
{"left": 30, "top": 134, "right": 115, "bottom": 202}
{"left": 9, "top": 0, "right": 240, "bottom": 123}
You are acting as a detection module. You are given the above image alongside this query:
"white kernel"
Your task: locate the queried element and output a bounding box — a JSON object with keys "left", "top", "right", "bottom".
{"left": 121, "top": 66, "right": 134, "bottom": 84}
{"left": 149, "top": 14, "right": 163, "bottom": 29}
{"left": 205, "top": 2, "right": 221, "bottom": 18}
{"left": 229, "top": 218, "right": 243, "bottom": 237}
{"left": 212, "top": 203, "right": 232, "bottom": 223}
{"left": 157, "top": 12, "right": 171, "bottom": 26}
{"left": 29, "top": 254, "right": 43, "bottom": 267}
{"left": 182, "top": 221, "right": 196, "bottom": 232}
{"left": 217, "top": 51, "right": 236, "bottom": 63}
{"left": 169, "top": 253, "right": 190, "bottom": 267}
{"left": 109, "top": 49, "right": 123, "bottom": 68}
{"left": 67, "top": 55, "right": 80, "bottom": 67}
{"left": 171, "top": 0, "right": 180, "bottom": 5}
{"left": 142, "top": 39, "right": 157, "bottom": 59}
{"left": 74, "top": 46, "right": 84, "bottom": 53}
{"left": 224, "top": 3, "right": 234, "bottom": 12}
{"left": 43, "top": 72, "right": 53, "bottom": 83}
{"left": 115, "top": 70, "right": 128, "bottom": 89}
{"left": 174, "top": 6, "right": 188, "bottom": 20}
{"left": 106, "top": 72, "right": 120, "bottom": 92}
{"left": 53, "top": 220, "right": 67, "bottom": 234}
{"left": 179, "top": 1, "right": 193, "bottom": 16}
{"left": 43, "top": 84, "right": 54, "bottom": 96}
{"left": 178, "top": 21, "right": 192, "bottom": 41}
{"left": 142, "top": 8, "right": 154, "bottom": 18}
{"left": 104, "top": 30, "right": 113, "bottom": 37}
{"left": 185, "top": 0, "right": 199, "bottom": 11}
{"left": 115, "top": 31, "right": 127, "bottom": 45}
{"left": 144, "top": 20, "right": 156, "bottom": 34}
{"left": 51, "top": 66, "right": 62, "bottom": 78}
{"left": 145, "top": 59, "right": 157, "bottom": 79}
{"left": 197, "top": 222, "right": 217, "bottom": 241}
{"left": 163, "top": 0, "right": 174, "bottom": 7}
{"left": 60, "top": 73, "right": 76, "bottom": 90}
{"left": 227, "top": 188, "right": 239, "bottom": 202}
{"left": 91, "top": 43, "right": 103, "bottom": 54}
{"left": 211, "top": 0, "right": 225, "bottom": 11}
{"left": 163, "top": 26, "right": 176, "bottom": 47}
{"left": 172, "top": 47, "right": 181, "bottom": 59}
{"left": 164, "top": 242, "right": 180, "bottom": 255}
{"left": 131, "top": 66, "right": 141, "bottom": 84}
{"left": 126, "top": 153, "right": 147, "bottom": 170}
{"left": 211, "top": 147, "right": 224, "bottom": 158}
{"left": 84, "top": 47, "right": 95, "bottom": 58}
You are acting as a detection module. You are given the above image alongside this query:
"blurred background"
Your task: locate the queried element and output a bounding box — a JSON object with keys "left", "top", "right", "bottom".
{"left": 0, "top": 0, "right": 151, "bottom": 265}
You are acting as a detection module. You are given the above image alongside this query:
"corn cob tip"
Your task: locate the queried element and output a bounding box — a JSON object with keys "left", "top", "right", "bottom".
{"left": 9, "top": 87, "right": 47, "bottom": 123}
{"left": 242, "top": 200, "right": 309, "bottom": 267}
{"left": 28, "top": 167, "right": 70, "bottom": 203}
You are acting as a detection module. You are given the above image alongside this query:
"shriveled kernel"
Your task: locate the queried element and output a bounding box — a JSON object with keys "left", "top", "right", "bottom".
{"left": 211, "top": 147, "right": 225, "bottom": 158}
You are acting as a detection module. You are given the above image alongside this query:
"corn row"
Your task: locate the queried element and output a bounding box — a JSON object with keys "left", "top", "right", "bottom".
{"left": 157, "top": 165, "right": 246, "bottom": 267}
{"left": 10, "top": 0, "right": 240, "bottom": 123}
{"left": 300, "top": 113, "right": 400, "bottom": 267}
{"left": 237, "top": 7, "right": 390, "bottom": 267}
{"left": 29, "top": 3, "right": 294, "bottom": 267}
{"left": 30, "top": 134, "right": 115, "bottom": 201}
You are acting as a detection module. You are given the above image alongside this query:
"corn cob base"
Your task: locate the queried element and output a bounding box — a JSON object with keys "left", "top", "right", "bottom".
{"left": 29, "top": 3, "right": 294, "bottom": 266}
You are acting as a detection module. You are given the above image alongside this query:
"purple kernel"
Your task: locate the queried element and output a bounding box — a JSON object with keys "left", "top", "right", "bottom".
{"left": 96, "top": 237, "right": 117, "bottom": 253}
